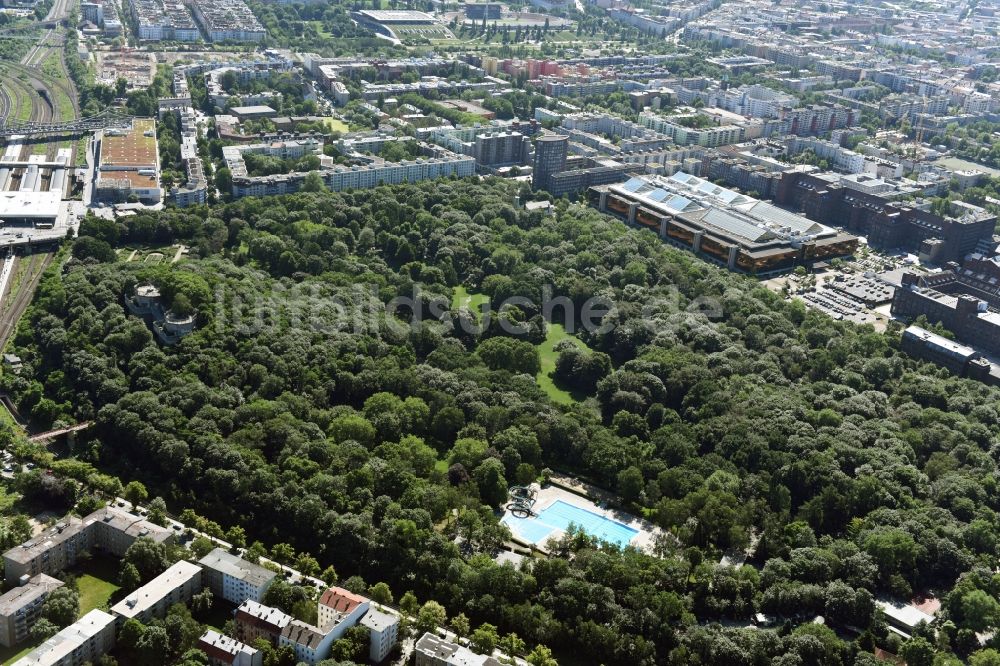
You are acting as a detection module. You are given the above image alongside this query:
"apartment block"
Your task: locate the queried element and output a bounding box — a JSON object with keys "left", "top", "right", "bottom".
{"left": 0, "top": 575, "right": 64, "bottom": 647}
{"left": 231, "top": 153, "right": 475, "bottom": 198}
{"left": 280, "top": 620, "right": 336, "bottom": 666}
{"left": 637, "top": 113, "right": 746, "bottom": 147}
{"left": 415, "top": 632, "right": 501, "bottom": 666}
{"left": 360, "top": 607, "right": 399, "bottom": 663}
{"left": 198, "top": 548, "right": 276, "bottom": 605}
{"left": 3, "top": 508, "right": 173, "bottom": 581}
{"left": 188, "top": 0, "right": 265, "bottom": 41}
{"left": 12, "top": 610, "right": 116, "bottom": 666}
{"left": 110, "top": 561, "right": 203, "bottom": 624}
{"left": 234, "top": 600, "right": 292, "bottom": 646}
{"left": 317, "top": 587, "right": 368, "bottom": 635}
{"left": 128, "top": 0, "right": 199, "bottom": 41}
{"left": 198, "top": 629, "right": 263, "bottom": 666}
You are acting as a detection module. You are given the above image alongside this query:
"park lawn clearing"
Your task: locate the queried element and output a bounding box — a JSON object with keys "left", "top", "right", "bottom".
{"left": 536, "top": 323, "right": 592, "bottom": 404}
{"left": 76, "top": 556, "right": 121, "bottom": 615}
{"left": 451, "top": 286, "right": 489, "bottom": 321}
{"left": 324, "top": 118, "right": 349, "bottom": 133}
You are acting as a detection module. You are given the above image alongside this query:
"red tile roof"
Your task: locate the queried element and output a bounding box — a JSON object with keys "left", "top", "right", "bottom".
{"left": 319, "top": 587, "right": 366, "bottom": 614}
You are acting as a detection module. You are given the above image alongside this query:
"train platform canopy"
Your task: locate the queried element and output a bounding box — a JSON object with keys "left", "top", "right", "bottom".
{"left": 0, "top": 190, "right": 62, "bottom": 223}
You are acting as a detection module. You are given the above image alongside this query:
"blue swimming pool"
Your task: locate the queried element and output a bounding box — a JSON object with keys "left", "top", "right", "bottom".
{"left": 503, "top": 499, "right": 639, "bottom": 547}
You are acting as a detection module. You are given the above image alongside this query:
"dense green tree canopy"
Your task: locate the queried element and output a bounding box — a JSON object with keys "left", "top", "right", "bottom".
{"left": 12, "top": 178, "right": 1000, "bottom": 664}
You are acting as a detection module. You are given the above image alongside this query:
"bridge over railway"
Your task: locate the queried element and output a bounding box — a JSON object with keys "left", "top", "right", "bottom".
{"left": 0, "top": 110, "right": 134, "bottom": 138}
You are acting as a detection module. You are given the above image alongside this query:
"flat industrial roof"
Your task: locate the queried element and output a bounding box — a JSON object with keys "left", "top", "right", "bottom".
{"left": 101, "top": 118, "right": 157, "bottom": 169}
{"left": 357, "top": 9, "right": 436, "bottom": 21}
{"left": 97, "top": 171, "right": 158, "bottom": 188}
{"left": 0, "top": 191, "right": 61, "bottom": 220}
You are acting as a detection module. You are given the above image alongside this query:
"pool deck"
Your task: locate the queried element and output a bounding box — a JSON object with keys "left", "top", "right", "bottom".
{"left": 502, "top": 483, "right": 667, "bottom": 554}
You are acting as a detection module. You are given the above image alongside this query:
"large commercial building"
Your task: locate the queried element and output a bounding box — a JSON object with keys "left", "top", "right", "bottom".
{"left": 0, "top": 575, "right": 64, "bottom": 647}
{"left": 776, "top": 171, "right": 995, "bottom": 262}
{"left": 3, "top": 508, "right": 173, "bottom": 581}
{"left": 12, "top": 610, "right": 116, "bottom": 666}
{"left": 892, "top": 272, "right": 1000, "bottom": 362}
{"left": 198, "top": 548, "right": 276, "bottom": 605}
{"left": 95, "top": 118, "right": 161, "bottom": 204}
{"left": 547, "top": 158, "right": 635, "bottom": 198}
{"left": 352, "top": 10, "right": 447, "bottom": 42}
{"left": 110, "top": 560, "right": 203, "bottom": 624}
{"left": 899, "top": 325, "right": 999, "bottom": 384}
{"left": 591, "top": 173, "right": 858, "bottom": 275}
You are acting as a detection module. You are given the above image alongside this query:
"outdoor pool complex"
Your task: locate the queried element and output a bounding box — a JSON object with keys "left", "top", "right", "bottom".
{"left": 503, "top": 499, "right": 638, "bottom": 547}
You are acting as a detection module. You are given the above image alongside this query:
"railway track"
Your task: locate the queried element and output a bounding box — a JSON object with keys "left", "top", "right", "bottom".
{"left": 0, "top": 72, "right": 34, "bottom": 127}
{"left": 0, "top": 252, "right": 53, "bottom": 350}
{"left": 0, "top": 84, "right": 10, "bottom": 126}
{"left": 2, "top": 61, "right": 75, "bottom": 124}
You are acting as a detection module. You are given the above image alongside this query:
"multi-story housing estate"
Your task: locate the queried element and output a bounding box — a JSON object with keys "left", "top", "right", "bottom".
{"left": 171, "top": 107, "right": 208, "bottom": 207}
{"left": 3, "top": 508, "right": 173, "bottom": 581}
{"left": 110, "top": 561, "right": 203, "bottom": 624}
{"left": 197, "top": 629, "right": 263, "bottom": 666}
{"left": 128, "top": 0, "right": 199, "bottom": 41}
{"left": 235, "top": 600, "right": 292, "bottom": 647}
{"left": 198, "top": 548, "right": 276, "bottom": 605}
{"left": 0, "top": 575, "right": 64, "bottom": 647}
{"left": 12, "top": 610, "right": 117, "bottom": 666}
{"left": 188, "top": 0, "right": 265, "bottom": 41}
{"left": 637, "top": 113, "right": 746, "bottom": 147}
{"left": 230, "top": 152, "right": 475, "bottom": 198}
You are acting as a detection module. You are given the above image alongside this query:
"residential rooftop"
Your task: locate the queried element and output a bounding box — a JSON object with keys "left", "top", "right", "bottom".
{"left": 12, "top": 610, "right": 115, "bottom": 666}
{"left": 198, "top": 548, "right": 276, "bottom": 589}
{"left": 0, "top": 575, "right": 63, "bottom": 616}
{"left": 110, "top": 560, "right": 201, "bottom": 619}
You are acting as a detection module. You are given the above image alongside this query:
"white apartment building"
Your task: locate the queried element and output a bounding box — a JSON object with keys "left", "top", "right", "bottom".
{"left": 12, "top": 610, "right": 116, "bottom": 666}
{"left": 279, "top": 620, "right": 336, "bottom": 665}
{"left": 198, "top": 549, "right": 276, "bottom": 605}
{"left": 360, "top": 606, "right": 399, "bottom": 663}
{"left": 111, "top": 561, "right": 203, "bottom": 624}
